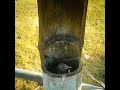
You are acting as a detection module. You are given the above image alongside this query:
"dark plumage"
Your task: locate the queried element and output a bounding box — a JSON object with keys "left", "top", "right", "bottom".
{"left": 56, "top": 63, "right": 72, "bottom": 74}
{"left": 45, "top": 56, "right": 54, "bottom": 65}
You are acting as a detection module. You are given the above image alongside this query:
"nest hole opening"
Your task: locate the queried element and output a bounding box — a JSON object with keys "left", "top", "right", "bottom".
{"left": 45, "top": 58, "right": 81, "bottom": 74}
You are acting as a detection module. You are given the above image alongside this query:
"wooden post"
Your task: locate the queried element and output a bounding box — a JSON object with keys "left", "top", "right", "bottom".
{"left": 37, "top": 0, "right": 88, "bottom": 90}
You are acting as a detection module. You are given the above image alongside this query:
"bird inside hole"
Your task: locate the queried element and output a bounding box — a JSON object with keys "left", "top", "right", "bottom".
{"left": 56, "top": 63, "right": 72, "bottom": 74}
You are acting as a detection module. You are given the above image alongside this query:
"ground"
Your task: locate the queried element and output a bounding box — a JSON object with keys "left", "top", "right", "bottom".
{"left": 15, "top": 0, "right": 105, "bottom": 89}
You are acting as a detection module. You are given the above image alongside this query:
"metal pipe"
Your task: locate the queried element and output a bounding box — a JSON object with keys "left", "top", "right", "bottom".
{"left": 15, "top": 68, "right": 104, "bottom": 90}
{"left": 81, "top": 83, "right": 104, "bottom": 90}
{"left": 15, "top": 68, "right": 43, "bottom": 85}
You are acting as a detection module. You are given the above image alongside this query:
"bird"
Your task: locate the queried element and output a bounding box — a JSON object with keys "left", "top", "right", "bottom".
{"left": 56, "top": 63, "right": 72, "bottom": 74}
{"left": 44, "top": 56, "right": 56, "bottom": 73}
{"left": 44, "top": 56, "right": 54, "bottom": 66}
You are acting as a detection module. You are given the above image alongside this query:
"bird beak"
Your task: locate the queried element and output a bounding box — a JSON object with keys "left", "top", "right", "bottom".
{"left": 64, "top": 65, "right": 72, "bottom": 70}
{"left": 68, "top": 66, "right": 72, "bottom": 68}
{"left": 68, "top": 66, "right": 72, "bottom": 69}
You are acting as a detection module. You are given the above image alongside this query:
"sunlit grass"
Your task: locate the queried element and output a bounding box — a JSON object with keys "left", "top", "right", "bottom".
{"left": 82, "top": 0, "right": 105, "bottom": 86}
{"left": 15, "top": 0, "right": 105, "bottom": 89}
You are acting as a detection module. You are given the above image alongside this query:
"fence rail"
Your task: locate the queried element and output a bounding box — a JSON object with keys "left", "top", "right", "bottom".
{"left": 15, "top": 68, "right": 43, "bottom": 85}
{"left": 15, "top": 68, "right": 104, "bottom": 90}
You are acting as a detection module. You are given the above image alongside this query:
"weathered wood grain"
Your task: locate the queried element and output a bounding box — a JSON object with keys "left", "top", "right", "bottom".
{"left": 37, "top": 0, "right": 88, "bottom": 89}
{"left": 37, "top": 0, "right": 88, "bottom": 73}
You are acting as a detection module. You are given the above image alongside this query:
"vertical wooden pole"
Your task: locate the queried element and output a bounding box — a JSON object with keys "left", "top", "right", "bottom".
{"left": 37, "top": 0, "right": 88, "bottom": 90}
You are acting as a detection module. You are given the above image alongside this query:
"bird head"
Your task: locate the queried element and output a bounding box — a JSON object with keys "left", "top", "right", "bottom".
{"left": 57, "top": 63, "right": 72, "bottom": 72}
{"left": 64, "top": 65, "right": 72, "bottom": 70}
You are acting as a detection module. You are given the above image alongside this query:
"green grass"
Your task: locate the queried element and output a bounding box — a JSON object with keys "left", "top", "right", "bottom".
{"left": 15, "top": 0, "right": 105, "bottom": 89}
{"left": 82, "top": 0, "right": 105, "bottom": 86}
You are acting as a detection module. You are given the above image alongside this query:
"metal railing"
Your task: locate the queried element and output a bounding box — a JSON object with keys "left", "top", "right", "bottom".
{"left": 15, "top": 68, "right": 104, "bottom": 90}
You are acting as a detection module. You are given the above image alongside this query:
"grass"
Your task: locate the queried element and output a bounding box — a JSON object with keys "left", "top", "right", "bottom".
{"left": 15, "top": 0, "right": 105, "bottom": 89}
{"left": 82, "top": 0, "right": 105, "bottom": 86}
